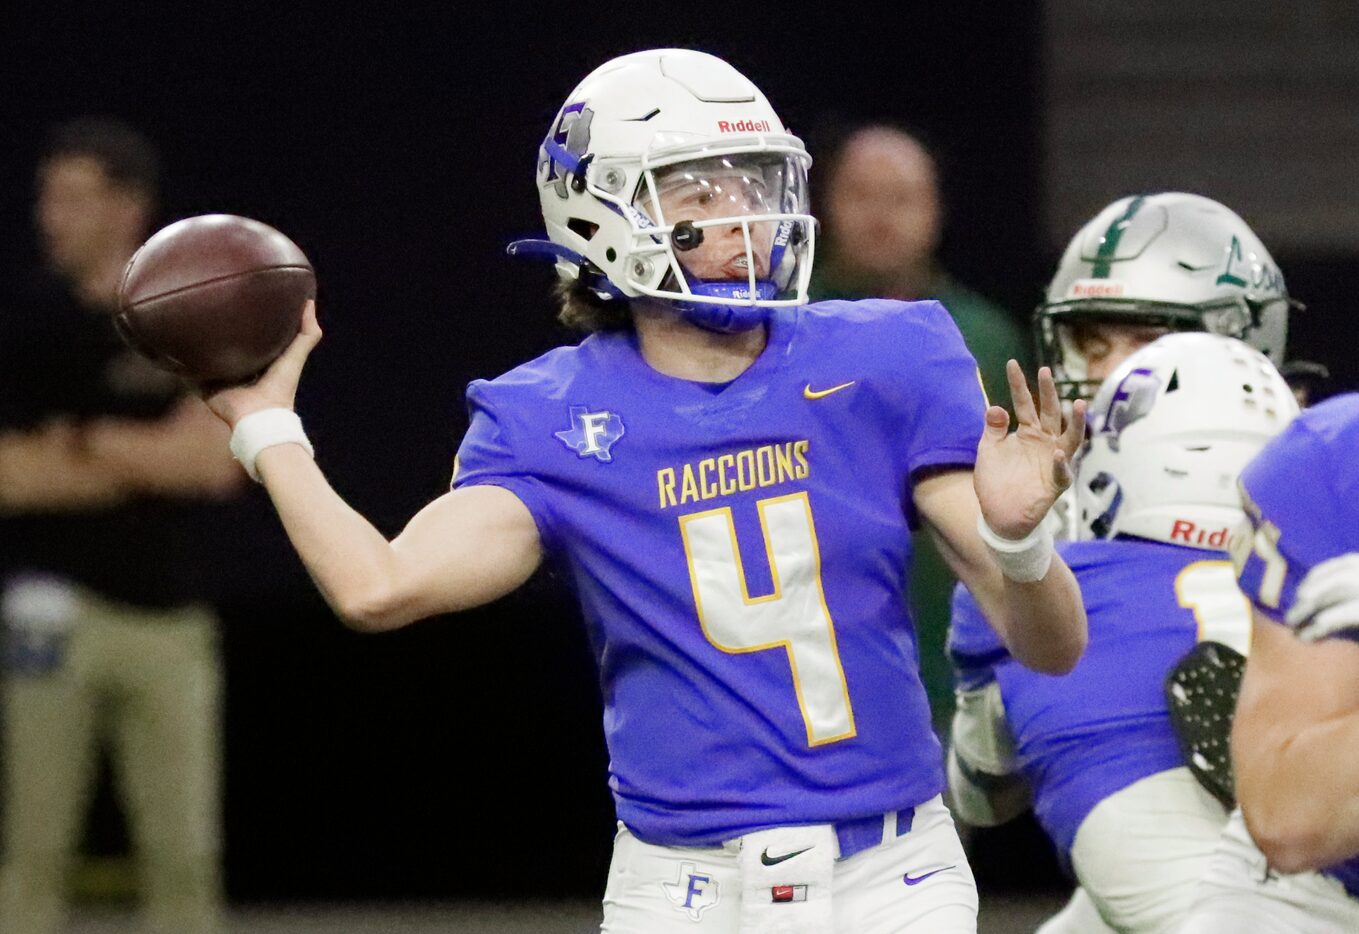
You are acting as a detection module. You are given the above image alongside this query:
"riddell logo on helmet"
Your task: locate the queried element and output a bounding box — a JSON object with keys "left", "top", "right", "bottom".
{"left": 1068, "top": 280, "right": 1126, "bottom": 298}
{"left": 717, "top": 119, "right": 773, "bottom": 133}
{"left": 1170, "top": 519, "right": 1230, "bottom": 548}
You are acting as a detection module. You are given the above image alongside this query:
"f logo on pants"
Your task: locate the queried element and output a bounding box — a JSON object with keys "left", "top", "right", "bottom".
{"left": 662, "top": 861, "right": 721, "bottom": 921}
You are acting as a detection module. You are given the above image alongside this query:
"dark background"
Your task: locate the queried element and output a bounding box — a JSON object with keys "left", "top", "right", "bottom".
{"left": 1, "top": 0, "right": 1353, "bottom": 906}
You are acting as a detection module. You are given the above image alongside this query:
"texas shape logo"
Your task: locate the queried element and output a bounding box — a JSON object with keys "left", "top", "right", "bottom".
{"left": 662, "top": 860, "right": 720, "bottom": 921}
{"left": 554, "top": 406, "right": 625, "bottom": 462}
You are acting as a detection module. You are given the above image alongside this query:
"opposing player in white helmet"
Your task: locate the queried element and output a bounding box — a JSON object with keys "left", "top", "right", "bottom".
{"left": 948, "top": 333, "right": 1297, "bottom": 932}
{"left": 1036, "top": 191, "right": 1293, "bottom": 402}
{"left": 1036, "top": 192, "right": 1299, "bottom": 541}
{"left": 199, "top": 48, "right": 1089, "bottom": 932}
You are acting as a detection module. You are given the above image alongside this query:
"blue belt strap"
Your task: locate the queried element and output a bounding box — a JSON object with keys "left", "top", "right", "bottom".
{"left": 835, "top": 806, "right": 915, "bottom": 861}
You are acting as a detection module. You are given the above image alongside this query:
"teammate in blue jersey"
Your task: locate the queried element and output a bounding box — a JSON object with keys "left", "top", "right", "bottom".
{"left": 948, "top": 333, "right": 1298, "bottom": 933}
{"left": 1179, "top": 393, "right": 1359, "bottom": 932}
{"left": 200, "top": 50, "right": 1088, "bottom": 932}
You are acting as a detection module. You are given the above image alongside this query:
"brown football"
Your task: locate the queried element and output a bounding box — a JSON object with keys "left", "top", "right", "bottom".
{"left": 115, "top": 214, "right": 315, "bottom": 385}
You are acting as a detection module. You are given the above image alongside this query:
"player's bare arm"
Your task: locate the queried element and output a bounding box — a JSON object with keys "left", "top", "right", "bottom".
{"left": 1233, "top": 611, "right": 1359, "bottom": 873}
{"left": 916, "top": 362, "right": 1087, "bottom": 674}
{"left": 203, "top": 302, "right": 543, "bottom": 631}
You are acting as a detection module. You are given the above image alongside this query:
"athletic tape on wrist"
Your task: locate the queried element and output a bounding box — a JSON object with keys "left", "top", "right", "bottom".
{"left": 229, "top": 408, "right": 314, "bottom": 482}
{"left": 976, "top": 514, "right": 1054, "bottom": 583}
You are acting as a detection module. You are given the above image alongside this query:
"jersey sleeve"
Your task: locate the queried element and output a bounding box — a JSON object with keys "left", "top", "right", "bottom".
{"left": 896, "top": 301, "right": 989, "bottom": 478}
{"left": 1235, "top": 398, "right": 1359, "bottom": 639}
{"left": 452, "top": 379, "right": 559, "bottom": 553}
{"left": 947, "top": 581, "right": 1009, "bottom": 692}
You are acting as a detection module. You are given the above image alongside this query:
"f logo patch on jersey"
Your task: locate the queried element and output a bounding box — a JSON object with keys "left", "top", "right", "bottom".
{"left": 662, "top": 861, "right": 721, "bottom": 921}
{"left": 555, "top": 406, "right": 625, "bottom": 462}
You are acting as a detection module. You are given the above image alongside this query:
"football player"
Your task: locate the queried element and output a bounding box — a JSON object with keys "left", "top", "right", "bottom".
{"left": 1178, "top": 393, "right": 1359, "bottom": 932}
{"left": 199, "top": 50, "right": 1088, "bottom": 932}
{"left": 948, "top": 334, "right": 1297, "bottom": 932}
{"left": 1033, "top": 191, "right": 1297, "bottom": 541}
{"left": 1035, "top": 191, "right": 1292, "bottom": 403}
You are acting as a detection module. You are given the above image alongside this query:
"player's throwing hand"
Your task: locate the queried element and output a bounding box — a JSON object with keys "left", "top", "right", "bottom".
{"left": 203, "top": 300, "right": 322, "bottom": 428}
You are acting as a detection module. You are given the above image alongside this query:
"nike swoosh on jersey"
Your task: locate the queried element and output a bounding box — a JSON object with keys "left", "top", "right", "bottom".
{"left": 803, "top": 381, "right": 856, "bottom": 400}
{"left": 902, "top": 865, "right": 956, "bottom": 886}
{"left": 760, "top": 846, "right": 813, "bottom": 866}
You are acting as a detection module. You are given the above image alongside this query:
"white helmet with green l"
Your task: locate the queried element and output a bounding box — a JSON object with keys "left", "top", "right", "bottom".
{"left": 1077, "top": 332, "right": 1297, "bottom": 546}
{"left": 1037, "top": 192, "right": 1296, "bottom": 400}
{"left": 510, "top": 49, "right": 816, "bottom": 333}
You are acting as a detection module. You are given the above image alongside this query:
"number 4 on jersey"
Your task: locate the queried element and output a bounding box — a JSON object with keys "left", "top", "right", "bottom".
{"left": 679, "top": 492, "right": 856, "bottom": 747}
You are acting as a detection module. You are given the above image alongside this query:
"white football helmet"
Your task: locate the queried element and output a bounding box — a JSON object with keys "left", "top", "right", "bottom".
{"left": 1037, "top": 192, "right": 1296, "bottom": 400}
{"left": 1077, "top": 332, "right": 1297, "bottom": 547}
{"left": 510, "top": 49, "right": 815, "bottom": 332}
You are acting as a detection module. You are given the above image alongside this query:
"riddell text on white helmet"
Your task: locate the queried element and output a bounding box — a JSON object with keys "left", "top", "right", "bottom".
{"left": 717, "top": 119, "right": 774, "bottom": 133}
{"left": 1068, "top": 280, "right": 1127, "bottom": 299}
{"left": 1169, "top": 519, "right": 1231, "bottom": 549}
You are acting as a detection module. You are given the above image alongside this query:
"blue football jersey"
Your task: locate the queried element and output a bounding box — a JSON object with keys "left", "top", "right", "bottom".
{"left": 453, "top": 299, "right": 987, "bottom": 846}
{"left": 1236, "top": 393, "right": 1359, "bottom": 896}
{"left": 1236, "top": 393, "right": 1359, "bottom": 628}
{"left": 950, "top": 538, "right": 1247, "bottom": 862}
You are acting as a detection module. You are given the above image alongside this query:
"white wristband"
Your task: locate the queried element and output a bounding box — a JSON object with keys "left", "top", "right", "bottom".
{"left": 977, "top": 514, "right": 1054, "bottom": 583}
{"left": 229, "top": 408, "right": 314, "bottom": 483}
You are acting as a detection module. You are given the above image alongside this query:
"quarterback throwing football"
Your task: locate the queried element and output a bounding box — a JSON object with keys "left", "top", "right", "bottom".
{"left": 204, "top": 50, "right": 1087, "bottom": 933}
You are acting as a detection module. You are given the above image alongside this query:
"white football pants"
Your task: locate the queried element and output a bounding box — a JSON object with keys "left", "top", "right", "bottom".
{"left": 1179, "top": 808, "right": 1359, "bottom": 934}
{"left": 600, "top": 795, "right": 977, "bottom": 933}
{"left": 1038, "top": 767, "right": 1228, "bottom": 934}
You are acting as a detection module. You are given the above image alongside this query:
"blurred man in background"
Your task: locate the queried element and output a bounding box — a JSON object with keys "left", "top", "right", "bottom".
{"left": 811, "top": 124, "right": 1030, "bottom": 732}
{"left": 0, "top": 117, "right": 241, "bottom": 934}
{"left": 812, "top": 125, "right": 1029, "bottom": 394}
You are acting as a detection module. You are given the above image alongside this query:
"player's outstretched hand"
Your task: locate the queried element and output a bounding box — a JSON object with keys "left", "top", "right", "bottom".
{"left": 974, "top": 361, "right": 1086, "bottom": 540}
{"left": 202, "top": 300, "right": 321, "bottom": 429}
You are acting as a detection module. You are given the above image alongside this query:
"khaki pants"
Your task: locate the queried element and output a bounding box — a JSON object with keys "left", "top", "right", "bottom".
{"left": 0, "top": 580, "right": 223, "bottom": 934}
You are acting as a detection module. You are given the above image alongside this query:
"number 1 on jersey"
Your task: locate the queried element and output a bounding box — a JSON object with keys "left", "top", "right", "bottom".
{"left": 679, "top": 492, "right": 856, "bottom": 747}
{"left": 1175, "top": 560, "right": 1253, "bottom": 654}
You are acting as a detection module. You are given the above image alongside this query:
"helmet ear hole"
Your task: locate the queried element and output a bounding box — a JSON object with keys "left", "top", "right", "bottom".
{"left": 568, "top": 218, "right": 599, "bottom": 241}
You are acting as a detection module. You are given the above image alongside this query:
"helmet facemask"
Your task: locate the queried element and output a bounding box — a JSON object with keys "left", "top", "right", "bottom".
{"left": 622, "top": 149, "right": 815, "bottom": 332}
{"left": 1037, "top": 300, "right": 1247, "bottom": 402}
